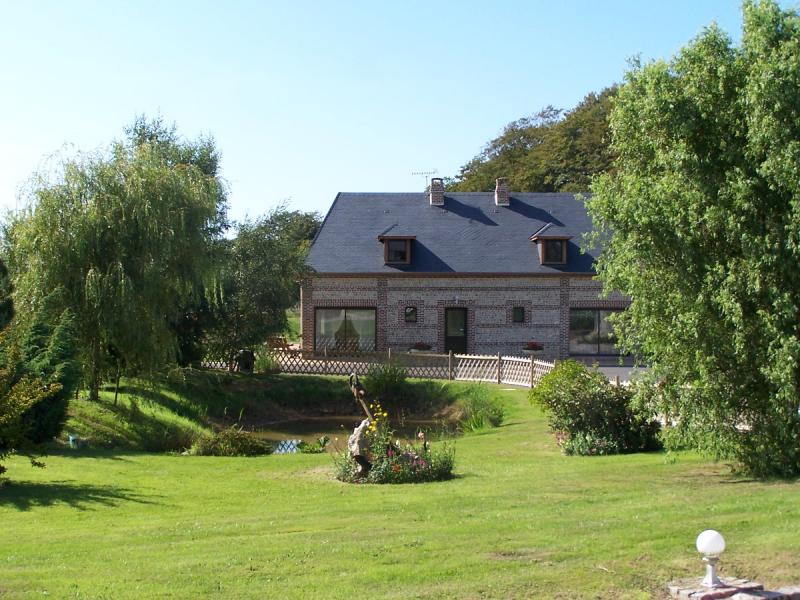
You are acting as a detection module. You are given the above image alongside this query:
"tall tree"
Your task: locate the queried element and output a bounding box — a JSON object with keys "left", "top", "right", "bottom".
{"left": 588, "top": 0, "right": 800, "bottom": 476}
{"left": 205, "top": 208, "right": 317, "bottom": 366}
{"left": 449, "top": 88, "right": 616, "bottom": 192}
{"left": 5, "top": 118, "right": 227, "bottom": 399}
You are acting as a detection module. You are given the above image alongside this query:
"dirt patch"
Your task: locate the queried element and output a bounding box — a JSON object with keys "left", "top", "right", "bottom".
{"left": 488, "top": 548, "right": 553, "bottom": 563}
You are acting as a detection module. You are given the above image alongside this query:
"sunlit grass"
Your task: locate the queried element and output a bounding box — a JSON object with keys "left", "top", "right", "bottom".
{"left": 2, "top": 384, "right": 799, "bottom": 599}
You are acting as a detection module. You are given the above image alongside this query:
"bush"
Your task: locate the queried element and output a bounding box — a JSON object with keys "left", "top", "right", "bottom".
{"left": 254, "top": 352, "right": 281, "bottom": 374}
{"left": 297, "top": 435, "right": 329, "bottom": 454}
{"left": 363, "top": 362, "right": 411, "bottom": 415}
{"left": 19, "top": 307, "right": 80, "bottom": 443}
{"left": 529, "top": 360, "right": 660, "bottom": 455}
{"left": 333, "top": 401, "right": 455, "bottom": 484}
{"left": 190, "top": 425, "right": 273, "bottom": 456}
{"left": 455, "top": 384, "right": 505, "bottom": 432}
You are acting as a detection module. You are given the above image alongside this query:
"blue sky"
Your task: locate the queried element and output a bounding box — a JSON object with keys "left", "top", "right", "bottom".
{"left": 0, "top": 1, "right": 768, "bottom": 221}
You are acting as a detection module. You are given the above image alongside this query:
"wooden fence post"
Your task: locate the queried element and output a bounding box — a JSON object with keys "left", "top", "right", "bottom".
{"left": 497, "top": 353, "right": 502, "bottom": 384}
{"left": 387, "top": 347, "right": 392, "bottom": 364}
{"left": 529, "top": 356, "right": 535, "bottom": 388}
{"left": 448, "top": 351, "right": 453, "bottom": 380}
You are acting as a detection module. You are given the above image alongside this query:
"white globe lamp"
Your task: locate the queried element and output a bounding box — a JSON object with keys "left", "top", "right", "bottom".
{"left": 696, "top": 530, "right": 725, "bottom": 587}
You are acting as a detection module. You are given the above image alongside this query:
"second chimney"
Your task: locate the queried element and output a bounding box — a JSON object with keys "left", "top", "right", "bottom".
{"left": 429, "top": 177, "right": 444, "bottom": 206}
{"left": 495, "top": 177, "right": 509, "bottom": 206}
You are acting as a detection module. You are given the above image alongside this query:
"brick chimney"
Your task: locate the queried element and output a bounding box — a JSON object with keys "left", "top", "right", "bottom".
{"left": 429, "top": 177, "right": 445, "bottom": 206}
{"left": 495, "top": 177, "right": 509, "bottom": 206}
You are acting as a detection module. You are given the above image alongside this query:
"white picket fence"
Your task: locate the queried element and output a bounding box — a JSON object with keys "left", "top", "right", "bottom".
{"left": 202, "top": 350, "right": 555, "bottom": 388}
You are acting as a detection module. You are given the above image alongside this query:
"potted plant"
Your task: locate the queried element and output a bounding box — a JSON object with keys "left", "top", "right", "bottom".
{"left": 408, "top": 341, "right": 432, "bottom": 353}
{"left": 523, "top": 340, "right": 544, "bottom": 356}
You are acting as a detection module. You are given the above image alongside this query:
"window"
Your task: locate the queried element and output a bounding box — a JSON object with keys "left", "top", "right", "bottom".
{"left": 315, "top": 308, "right": 376, "bottom": 352}
{"left": 381, "top": 238, "right": 413, "bottom": 264}
{"left": 568, "top": 309, "right": 621, "bottom": 355}
{"left": 404, "top": 306, "right": 417, "bottom": 323}
{"left": 543, "top": 239, "right": 565, "bottom": 263}
{"left": 387, "top": 240, "right": 408, "bottom": 263}
{"left": 379, "top": 235, "right": 415, "bottom": 265}
{"left": 512, "top": 307, "right": 525, "bottom": 323}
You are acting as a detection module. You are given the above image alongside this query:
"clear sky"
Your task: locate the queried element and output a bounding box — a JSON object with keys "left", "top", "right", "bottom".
{"left": 0, "top": 1, "right": 774, "bottom": 222}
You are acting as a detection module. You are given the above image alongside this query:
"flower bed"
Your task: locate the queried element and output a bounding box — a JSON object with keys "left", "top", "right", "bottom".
{"left": 333, "top": 401, "right": 455, "bottom": 484}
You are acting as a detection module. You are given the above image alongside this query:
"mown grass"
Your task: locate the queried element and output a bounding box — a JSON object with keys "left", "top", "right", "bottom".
{"left": 2, "top": 385, "right": 799, "bottom": 599}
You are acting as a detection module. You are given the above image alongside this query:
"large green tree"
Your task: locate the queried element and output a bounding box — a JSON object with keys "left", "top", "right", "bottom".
{"left": 5, "top": 118, "right": 227, "bottom": 399}
{"left": 588, "top": 0, "right": 800, "bottom": 476}
{"left": 205, "top": 208, "right": 317, "bottom": 367}
{"left": 449, "top": 87, "right": 616, "bottom": 192}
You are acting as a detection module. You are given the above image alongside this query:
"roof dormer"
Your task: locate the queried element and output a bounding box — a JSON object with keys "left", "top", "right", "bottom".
{"left": 530, "top": 223, "right": 570, "bottom": 265}
{"left": 378, "top": 225, "right": 417, "bottom": 265}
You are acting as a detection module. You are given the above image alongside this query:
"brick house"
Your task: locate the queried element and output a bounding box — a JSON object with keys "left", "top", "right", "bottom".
{"left": 301, "top": 178, "right": 628, "bottom": 360}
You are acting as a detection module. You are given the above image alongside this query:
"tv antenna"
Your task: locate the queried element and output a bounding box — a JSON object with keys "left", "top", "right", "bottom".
{"left": 411, "top": 169, "right": 438, "bottom": 188}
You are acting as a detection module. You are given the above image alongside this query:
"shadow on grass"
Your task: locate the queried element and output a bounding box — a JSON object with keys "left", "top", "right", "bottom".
{"left": 496, "top": 420, "right": 524, "bottom": 428}
{"left": 113, "top": 384, "right": 209, "bottom": 423}
{"left": 0, "top": 480, "right": 158, "bottom": 511}
{"left": 40, "top": 448, "right": 135, "bottom": 461}
{"left": 73, "top": 396, "right": 198, "bottom": 452}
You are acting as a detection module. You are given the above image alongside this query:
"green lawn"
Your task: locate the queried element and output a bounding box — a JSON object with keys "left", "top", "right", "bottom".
{"left": 2, "top": 384, "right": 799, "bottom": 599}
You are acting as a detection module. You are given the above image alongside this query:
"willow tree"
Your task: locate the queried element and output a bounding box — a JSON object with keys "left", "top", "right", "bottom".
{"left": 588, "top": 0, "right": 800, "bottom": 476}
{"left": 6, "top": 119, "right": 227, "bottom": 399}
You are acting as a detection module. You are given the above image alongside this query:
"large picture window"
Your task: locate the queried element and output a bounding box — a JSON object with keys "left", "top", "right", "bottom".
{"left": 315, "top": 308, "right": 376, "bottom": 352}
{"left": 569, "top": 309, "right": 621, "bottom": 355}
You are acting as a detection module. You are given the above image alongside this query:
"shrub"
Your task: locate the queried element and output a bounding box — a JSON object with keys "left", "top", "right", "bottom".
{"left": 410, "top": 342, "right": 431, "bottom": 351}
{"left": 298, "top": 435, "right": 330, "bottom": 454}
{"left": 19, "top": 307, "right": 80, "bottom": 443}
{"left": 455, "top": 384, "right": 505, "bottom": 432}
{"left": 529, "top": 360, "right": 660, "bottom": 455}
{"left": 524, "top": 340, "right": 543, "bottom": 352}
{"left": 190, "top": 425, "right": 273, "bottom": 456}
{"left": 333, "top": 401, "right": 455, "bottom": 484}
{"left": 254, "top": 352, "right": 281, "bottom": 374}
{"left": 363, "top": 362, "right": 411, "bottom": 415}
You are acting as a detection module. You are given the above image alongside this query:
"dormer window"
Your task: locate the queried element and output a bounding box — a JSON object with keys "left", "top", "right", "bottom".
{"left": 543, "top": 239, "right": 565, "bottom": 263}
{"left": 379, "top": 235, "right": 415, "bottom": 265}
{"left": 530, "top": 223, "right": 570, "bottom": 266}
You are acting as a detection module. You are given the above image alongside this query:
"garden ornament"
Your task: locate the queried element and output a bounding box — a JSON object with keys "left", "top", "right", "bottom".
{"left": 696, "top": 530, "right": 725, "bottom": 588}
{"left": 348, "top": 373, "right": 374, "bottom": 476}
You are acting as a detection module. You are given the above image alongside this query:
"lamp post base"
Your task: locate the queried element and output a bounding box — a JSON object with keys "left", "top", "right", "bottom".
{"left": 667, "top": 577, "right": 765, "bottom": 599}
{"left": 701, "top": 556, "right": 722, "bottom": 588}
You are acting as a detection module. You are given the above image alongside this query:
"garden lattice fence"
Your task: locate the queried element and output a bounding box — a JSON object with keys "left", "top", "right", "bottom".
{"left": 202, "top": 350, "right": 555, "bottom": 388}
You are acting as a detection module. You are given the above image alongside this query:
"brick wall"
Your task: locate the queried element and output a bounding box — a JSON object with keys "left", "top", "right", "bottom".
{"left": 301, "top": 274, "right": 629, "bottom": 359}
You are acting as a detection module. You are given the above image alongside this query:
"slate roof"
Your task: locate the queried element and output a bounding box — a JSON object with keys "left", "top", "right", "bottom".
{"left": 530, "top": 221, "right": 571, "bottom": 239}
{"left": 307, "top": 192, "right": 598, "bottom": 274}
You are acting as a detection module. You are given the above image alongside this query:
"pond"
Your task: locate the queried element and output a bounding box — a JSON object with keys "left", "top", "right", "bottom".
{"left": 254, "top": 415, "right": 458, "bottom": 448}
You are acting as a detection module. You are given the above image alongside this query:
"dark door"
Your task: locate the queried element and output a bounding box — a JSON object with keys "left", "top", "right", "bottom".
{"left": 445, "top": 308, "right": 468, "bottom": 354}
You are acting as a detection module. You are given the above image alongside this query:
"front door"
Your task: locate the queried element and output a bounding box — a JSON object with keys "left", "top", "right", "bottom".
{"left": 445, "top": 308, "right": 468, "bottom": 354}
